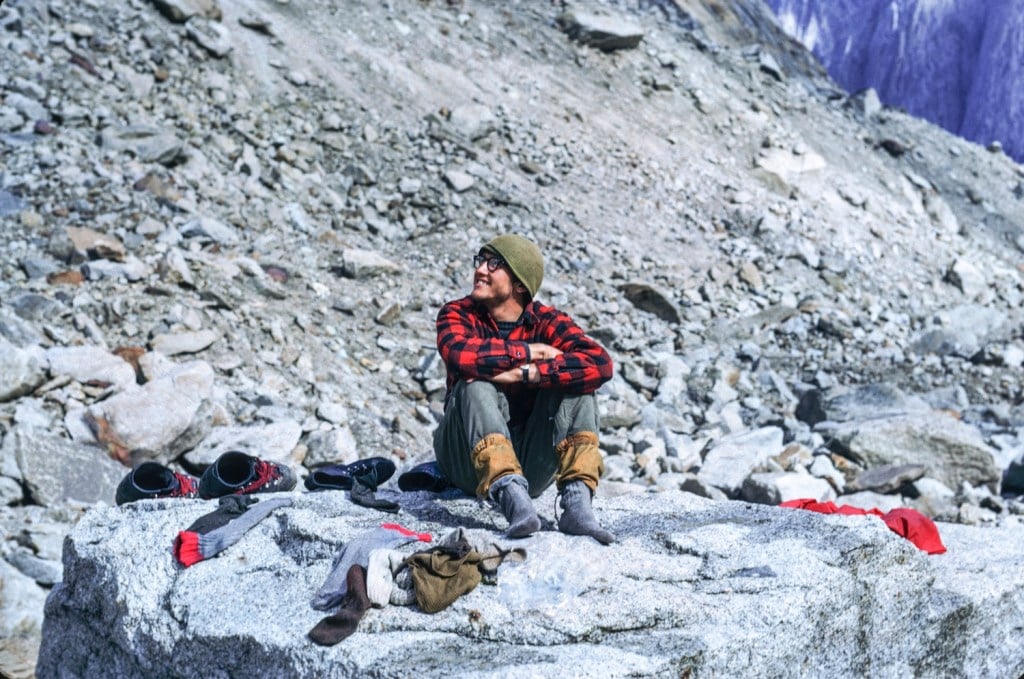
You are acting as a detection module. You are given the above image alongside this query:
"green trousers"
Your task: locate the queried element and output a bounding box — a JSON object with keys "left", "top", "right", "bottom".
{"left": 433, "top": 380, "right": 599, "bottom": 498}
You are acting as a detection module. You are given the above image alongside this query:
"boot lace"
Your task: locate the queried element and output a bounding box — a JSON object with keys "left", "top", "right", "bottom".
{"left": 174, "top": 473, "right": 199, "bottom": 498}
{"left": 239, "top": 459, "right": 280, "bottom": 494}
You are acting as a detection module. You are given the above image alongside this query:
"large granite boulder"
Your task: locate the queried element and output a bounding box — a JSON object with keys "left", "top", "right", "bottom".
{"left": 37, "top": 489, "right": 1024, "bottom": 678}
{"left": 4, "top": 426, "right": 127, "bottom": 507}
{"left": 829, "top": 413, "right": 1001, "bottom": 492}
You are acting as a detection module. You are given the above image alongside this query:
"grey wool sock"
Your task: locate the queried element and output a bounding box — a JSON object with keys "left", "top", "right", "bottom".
{"left": 557, "top": 481, "right": 615, "bottom": 546}
{"left": 185, "top": 495, "right": 258, "bottom": 533}
{"left": 311, "top": 523, "right": 432, "bottom": 611}
{"left": 174, "top": 496, "right": 293, "bottom": 567}
{"left": 490, "top": 474, "right": 541, "bottom": 539}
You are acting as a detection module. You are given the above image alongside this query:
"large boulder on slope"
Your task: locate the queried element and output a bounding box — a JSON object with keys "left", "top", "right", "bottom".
{"left": 829, "top": 413, "right": 1001, "bottom": 492}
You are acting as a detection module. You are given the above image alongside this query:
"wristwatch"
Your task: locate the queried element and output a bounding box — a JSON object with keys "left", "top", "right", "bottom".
{"left": 521, "top": 364, "right": 530, "bottom": 384}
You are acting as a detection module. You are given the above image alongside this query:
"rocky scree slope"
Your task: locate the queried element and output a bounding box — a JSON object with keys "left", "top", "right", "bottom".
{"left": 1, "top": 0, "right": 1024, "bottom": 676}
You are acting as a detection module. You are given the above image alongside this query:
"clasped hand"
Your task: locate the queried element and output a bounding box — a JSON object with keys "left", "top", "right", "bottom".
{"left": 489, "top": 343, "right": 562, "bottom": 384}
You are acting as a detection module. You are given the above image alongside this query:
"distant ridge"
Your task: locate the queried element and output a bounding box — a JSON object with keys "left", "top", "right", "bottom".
{"left": 766, "top": 0, "right": 1024, "bottom": 162}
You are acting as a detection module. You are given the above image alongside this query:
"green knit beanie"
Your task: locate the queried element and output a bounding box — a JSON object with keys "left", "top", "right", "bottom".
{"left": 482, "top": 234, "right": 544, "bottom": 299}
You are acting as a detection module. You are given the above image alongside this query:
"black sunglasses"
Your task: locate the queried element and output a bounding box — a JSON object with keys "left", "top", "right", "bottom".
{"left": 473, "top": 254, "right": 506, "bottom": 272}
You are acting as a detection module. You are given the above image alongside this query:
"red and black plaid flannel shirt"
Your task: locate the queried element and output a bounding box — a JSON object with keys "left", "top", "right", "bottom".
{"left": 436, "top": 296, "right": 613, "bottom": 422}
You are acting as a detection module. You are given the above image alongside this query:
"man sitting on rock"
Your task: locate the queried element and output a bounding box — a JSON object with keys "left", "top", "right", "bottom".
{"left": 430, "top": 233, "right": 615, "bottom": 544}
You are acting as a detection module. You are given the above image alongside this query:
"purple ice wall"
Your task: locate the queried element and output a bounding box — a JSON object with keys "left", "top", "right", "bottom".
{"left": 765, "top": 0, "right": 1024, "bottom": 162}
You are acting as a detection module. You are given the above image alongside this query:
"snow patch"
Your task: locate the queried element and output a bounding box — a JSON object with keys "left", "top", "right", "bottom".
{"left": 775, "top": 10, "right": 820, "bottom": 53}
{"left": 802, "top": 16, "right": 821, "bottom": 52}
{"left": 776, "top": 10, "right": 799, "bottom": 38}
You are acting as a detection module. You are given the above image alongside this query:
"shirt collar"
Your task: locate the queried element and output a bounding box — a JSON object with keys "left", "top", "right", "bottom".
{"left": 471, "top": 297, "right": 538, "bottom": 326}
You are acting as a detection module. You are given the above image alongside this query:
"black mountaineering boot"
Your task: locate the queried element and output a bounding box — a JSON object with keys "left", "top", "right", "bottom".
{"left": 199, "top": 451, "right": 296, "bottom": 499}
{"left": 115, "top": 461, "right": 199, "bottom": 506}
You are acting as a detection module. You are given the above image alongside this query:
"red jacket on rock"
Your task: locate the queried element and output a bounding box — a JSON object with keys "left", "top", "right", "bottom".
{"left": 780, "top": 498, "right": 947, "bottom": 555}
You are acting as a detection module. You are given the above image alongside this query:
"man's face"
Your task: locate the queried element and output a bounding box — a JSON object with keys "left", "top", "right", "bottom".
{"left": 470, "top": 252, "right": 517, "bottom": 305}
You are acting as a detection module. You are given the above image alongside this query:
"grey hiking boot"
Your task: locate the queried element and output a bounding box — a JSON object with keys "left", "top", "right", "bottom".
{"left": 489, "top": 474, "right": 541, "bottom": 538}
{"left": 557, "top": 480, "right": 615, "bottom": 545}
